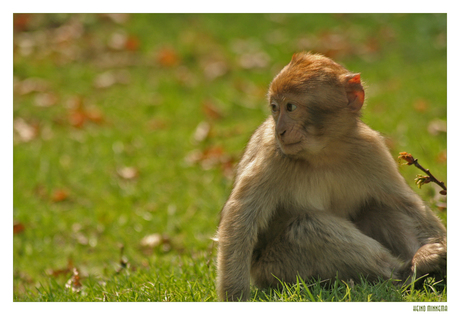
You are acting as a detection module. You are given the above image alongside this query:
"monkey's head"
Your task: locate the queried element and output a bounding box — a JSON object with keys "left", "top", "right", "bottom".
{"left": 268, "top": 52, "right": 365, "bottom": 159}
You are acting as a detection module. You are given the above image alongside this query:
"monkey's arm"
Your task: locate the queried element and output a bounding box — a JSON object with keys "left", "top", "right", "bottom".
{"left": 216, "top": 203, "right": 257, "bottom": 301}
{"left": 217, "top": 173, "right": 277, "bottom": 301}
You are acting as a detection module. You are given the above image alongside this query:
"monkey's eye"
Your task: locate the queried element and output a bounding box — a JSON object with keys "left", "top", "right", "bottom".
{"left": 270, "top": 104, "right": 279, "bottom": 113}
{"left": 286, "top": 103, "right": 297, "bottom": 112}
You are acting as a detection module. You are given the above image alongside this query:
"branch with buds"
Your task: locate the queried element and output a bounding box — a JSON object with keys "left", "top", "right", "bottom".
{"left": 398, "top": 152, "right": 447, "bottom": 195}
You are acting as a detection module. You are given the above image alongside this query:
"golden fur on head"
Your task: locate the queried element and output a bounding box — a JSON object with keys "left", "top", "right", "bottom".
{"left": 269, "top": 52, "right": 350, "bottom": 96}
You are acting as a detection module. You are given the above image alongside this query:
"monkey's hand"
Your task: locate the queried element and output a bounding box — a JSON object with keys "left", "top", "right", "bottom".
{"left": 401, "top": 242, "right": 446, "bottom": 285}
{"left": 216, "top": 238, "right": 252, "bottom": 301}
{"left": 412, "top": 242, "right": 446, "bottom": 278}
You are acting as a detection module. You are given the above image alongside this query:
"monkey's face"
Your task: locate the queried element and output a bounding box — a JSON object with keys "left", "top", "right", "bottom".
{"left": 268, "top": 53, "right": 364, "bottom": 160}
{"left": 270, "top": 94, "right": 331, "bottom": 157}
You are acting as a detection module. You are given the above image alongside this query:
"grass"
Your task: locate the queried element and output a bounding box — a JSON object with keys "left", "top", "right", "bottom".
{"left": 13, "top": 13, "right": 447, "bottom": 303}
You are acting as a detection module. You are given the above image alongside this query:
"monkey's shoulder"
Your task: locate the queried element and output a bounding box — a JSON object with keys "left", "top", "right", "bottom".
{"left": 236, "top": 119, "right": 278, "bottom": 173}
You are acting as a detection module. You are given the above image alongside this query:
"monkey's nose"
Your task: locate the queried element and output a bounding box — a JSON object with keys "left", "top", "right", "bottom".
{"left": 279, "top": 130, "right": 286, "bottom": 137}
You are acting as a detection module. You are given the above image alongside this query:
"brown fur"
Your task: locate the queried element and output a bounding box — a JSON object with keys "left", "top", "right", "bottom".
{"left": 216, "top": 52, "right": 446, "bottom": 301}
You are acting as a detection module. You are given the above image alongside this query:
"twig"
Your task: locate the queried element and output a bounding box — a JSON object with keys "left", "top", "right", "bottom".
{"left": 398, "top": 152, "right": 447, "bottom": 195}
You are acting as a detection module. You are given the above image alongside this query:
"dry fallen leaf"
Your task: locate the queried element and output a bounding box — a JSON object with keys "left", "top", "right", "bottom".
{"left": 46, "top": 259, "right": 74, "bottom": 277}
{"left": 185, "top": 145, "right": 236, "bottom": 179}
{"left": 427, "top": 119, "right": 447, "bottom": 136}
{"left": 193, "top": 121, "right": 211, "bottom": 143}
{"left": 125, "top": 35, "right": 140, "bottom": 51}
{"left": 199, "top": 146, "right": 225, "bottom": 170}
{"left": 117, "top": 166, "right": 139, "bottom": 180}
{"left": 67, "top": 97, "right": 104, "bottom": 128}
{"left": 51, "top": 189, "right": 69, "bottom": 202}
{"left": 94, "top": 70, "right": 131, "bottom": 89}
{"left": 157, "top": 47, "right": 180, "bottom": 67}
{"left": 13, "top": 13, "right": 31, "bottom": 32}
{"left": 108, "top": 31, "right": 128, "bottom": 50}
{"left": 239, "top": 51, "right": 270, "bottom": 69}
{"left": 203, "top": 60, "right": 228, "bottom": 80}
{"left": 140, "top": 233, "right": 171, "bottom": 252}
{"left": 13, "top": 222, "right": 25, "bottom": 234}
{"left": 14, "top": 118, "right": 39, "bottom": 143}
{"left": 94, "top": 71, "right": 117, "bottom": 89}
{"left": 140, "top": 233, "right": 163, "bottom": 248}
{"left": 413, "top": 99, "right": 429, "bottom": 113}
{"left": 202, "top": 101, "right": 223, "bottom": 120}
{"left": 102, "top": 13, "right": 130, "bottom": 24}
{"left": 14, "top": 77, "right": 49, "bottom": 95}
{"left": 35, "top": 92, "right": 58, "bottom": 107}
{"left": 65, "top": 268, "right": 82, "bottom": 292}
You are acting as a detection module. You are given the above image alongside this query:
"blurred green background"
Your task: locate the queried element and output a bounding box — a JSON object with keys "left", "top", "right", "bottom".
{"left": 13, "top": 13, "right": 447, "bottom": 301}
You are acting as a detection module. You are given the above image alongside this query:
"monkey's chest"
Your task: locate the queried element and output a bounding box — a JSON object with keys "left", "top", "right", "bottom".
{"left": 291, "top": 171, "right": 368, "bottom": 217}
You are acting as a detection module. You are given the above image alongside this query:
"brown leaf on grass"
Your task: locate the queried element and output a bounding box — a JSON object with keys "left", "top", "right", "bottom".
{"left": 94, "top": 70, "right": 131, "bottom": 89}
{"left": 140, "top": 233, "right": 171, "bottom": 253}
{"left": 14, "top": 77, "right": 49, "bottom": 95}
{"left": 185, "top": 146, "right": 236, "bottom": 178}
{"left": 14, "top": 118, "right": 39, "bottom": 143}
{"left": 108, "top": 31, "right": 128, "bottom": 50}
{"left": 13, "top": 222, "right": 25, "bottom": 234}
{"left": 202, "top": 101, "right": 223, "bottom": 120}
{"left": 46, "top": 259, "right": 74, "bottom": 277}
{"left": 107, "top": 32, "right": 139, "bottom": 51}
{"left": 65, "top": 268, "right": 82, "bottom": 292}
{"left": 157, "top": 47, "right": 180, "bottom": 67}
{"left": 413, "top": 99, "right": 429, "bottom": 113}
{"left": 200, "top": 146, "right": 226, "bottom": 170}
{"left": 117, "top": 166, "right": 139, "bottom": 180}
{"left": 102, "top": 13, "right": 130, "bottom": 25}
{"left": 193, "top": 121, "right": 211, "bottom": 143}
{"left": 51, "top": 189, "right": 69, "bottom": 202}
{"left": 54, "top": 19, "right": 84, "bottom": 44}
{"left": 69, "top": 110, "right": 87, "bottom": 128}
{"left": 185, "top": 146, "right": 224, "bottom": 168}
{"left": 140, "top": 233, "right": 162, "bottom": 247}
{"left": 125, "top": 35, "right": 140, "bottom": 51}
{"left": 427, "top": 119, "right": 447, "bottom": 136}
{"left": 13, "top": 13, "right": 32, "bottom": 32}
{"left": 239, "top": 51, "right": 270, "bottom": 69}
{"left": 67, "top": 97, "right": 104, "bottom": 128}
{"left": 35, "top": 92, "right": 58, "bottom": 107}
{"left": 203, "top": 60, "right": 229, "bottom": 80}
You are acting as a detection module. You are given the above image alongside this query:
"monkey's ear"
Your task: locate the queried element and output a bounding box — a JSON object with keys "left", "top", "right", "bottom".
{"left": 344, "top": 73, "right": 365, "bottom": 112}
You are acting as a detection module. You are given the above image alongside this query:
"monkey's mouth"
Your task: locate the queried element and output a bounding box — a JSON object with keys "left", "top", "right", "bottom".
{"left": 278, "top": 140, "right": 302, "bottom": 154}
{"left": 280, "top": 141, "right": 301, "bottom": 147}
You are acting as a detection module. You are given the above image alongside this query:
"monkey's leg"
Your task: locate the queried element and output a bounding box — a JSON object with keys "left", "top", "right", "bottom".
{"left": 352, "top": 201, "right": 446, "bottom": 282}
{"left": 250, "top": 211, "right": 402, "bottom": 289}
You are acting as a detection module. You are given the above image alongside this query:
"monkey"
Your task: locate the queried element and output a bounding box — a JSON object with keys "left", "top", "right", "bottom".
{"left": 216, "top": 52, "right": 446, "bottom": 301}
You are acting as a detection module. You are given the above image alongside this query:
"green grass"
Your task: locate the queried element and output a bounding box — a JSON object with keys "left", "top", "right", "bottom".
{"left": 13, "top": 13, "right": 447, "bottom": 302}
